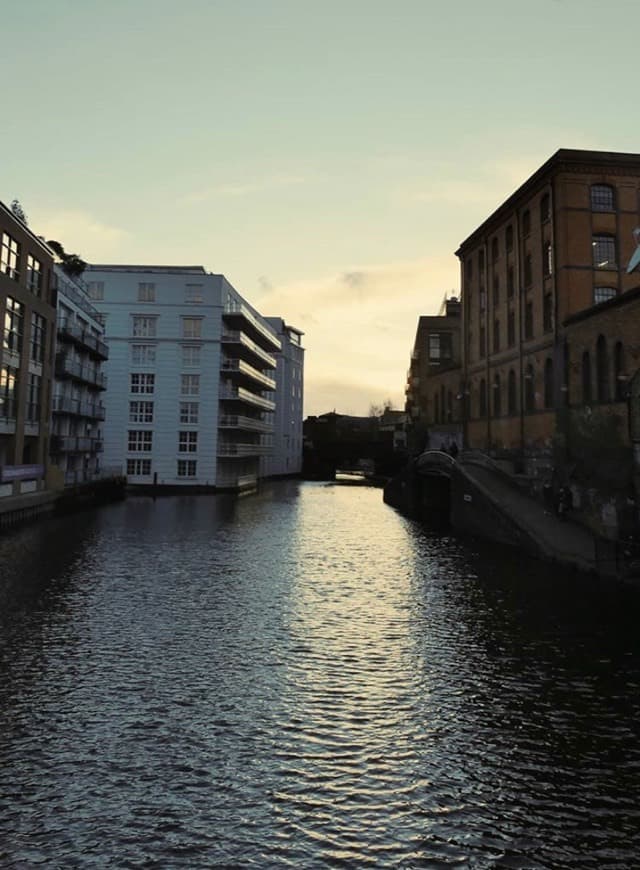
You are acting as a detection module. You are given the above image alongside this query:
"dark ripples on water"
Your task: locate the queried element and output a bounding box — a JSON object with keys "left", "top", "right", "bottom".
{"left": 1, "top": 482, "right": 640, "bottom": 868}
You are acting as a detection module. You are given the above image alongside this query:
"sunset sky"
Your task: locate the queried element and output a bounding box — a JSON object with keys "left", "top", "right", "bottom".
{"left": 2, "top": 0, "right": 639, "bottom": 415}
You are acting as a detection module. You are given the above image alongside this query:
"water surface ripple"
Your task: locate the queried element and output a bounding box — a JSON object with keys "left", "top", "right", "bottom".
{"left": 1, "top": 482, "right": 639, "bottom": 867}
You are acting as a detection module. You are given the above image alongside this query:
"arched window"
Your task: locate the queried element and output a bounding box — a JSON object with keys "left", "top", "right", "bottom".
{"left": 522, "top": 210, "right": 531, "bottom": 236}
{"left": 493, "top": 373, "right": 502, "bottom": 416}
{"left": 614, "top": 342, "right": 626, "bottom": 401}
{"left": 544, "top": 358, "right": 554, "bottom": 408}
{"left": 525, "top": 364, "right": 535, "bottom": 411}
{"left": 596, "top": 335, "right": 609, "bottom": 402}
{"left": 479, "top": 379, "right": 487, "bottom": 417}
{"left": 594, "top": 286, "right": 616, "bottom": 305}
{"left": 540, "top": 193, "right": 550, "bottom": 222}
{"left": 508, "top": 369, "right": 517, "bottom": 415}
{"left": 582, "top": 351, "right": 592, "bottom": 403}
{"left": 591, "top": 184, "right": 615, "bottom": 212}
{"left": 491, "top": 237, "right": 499, "bottom": 261}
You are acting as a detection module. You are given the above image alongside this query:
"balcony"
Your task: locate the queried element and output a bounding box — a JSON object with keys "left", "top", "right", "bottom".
{"left": 0, "top": 398, "right": 16, "bottom": 422}
{"left": 222, "top": 303, "right": 281, "bottom": 352}
{"left": 50, "top": 435, "right": 100, "bottom": 453}
{"left": 221, "top": 330, "right": 277, "bottom": 369}
{"left": 218, "top": 414, "right": 273, "bottom": 433}
{"left": 52, "top": 395, "right": 106, "bottom": 420}
{"left": 217, "top": 442, "right": 272, "bottom": 457}
{"left": 57, "top": 319, "right": 108, "bottom": 360}
{"left": 221, "top": 358, "right": 276, "bottom": 391}
{"left": 219, "top": 385, "right": 275, "bottom": 411}
{"left": 55, "top": 354, "right": 107, "bottom": 390}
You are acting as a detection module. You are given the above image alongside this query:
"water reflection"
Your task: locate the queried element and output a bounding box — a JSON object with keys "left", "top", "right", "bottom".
{"left": 0, "top": 483, "right": 639, "bottom": 867}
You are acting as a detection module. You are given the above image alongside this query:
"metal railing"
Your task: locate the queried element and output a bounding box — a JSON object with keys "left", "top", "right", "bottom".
{"left": 221, "top": 330, "right": 277, "bottom": 368}
{"left": 57, "top": 319, "right": 108, "bottom": 359}
{"left": 52, "top": 395, "right": 106, "bottom": 419}
{"left": 51, "top": 435, "right": 103, "bottom": 453}
{"left": 217, "top": 442, "right": 272, "bottom": 457}
{"left": 218, "top": 414, "right": 272, "bottom": 433}
{"left": 55, "top": 355, "right": 107, "bottom": 389}
{"left": 219, "top": 385, "right": 275, "bottom": 411}
{"left": 221, "top": 358, "right": 276, "bottom": 390}
{"left": 222, "top": 302, "right": 281, "bottom": 351}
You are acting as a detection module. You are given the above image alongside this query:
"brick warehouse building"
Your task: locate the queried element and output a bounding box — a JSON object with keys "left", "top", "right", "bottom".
{"left": 451, "top": 149, "right": 640, "bottom": 532}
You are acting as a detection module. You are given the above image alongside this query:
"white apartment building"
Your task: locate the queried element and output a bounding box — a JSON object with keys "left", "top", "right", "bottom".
{"left": 261, "top": 317, "right": 304, "bottom": 477}
{"left": 84, "top": 265, "right": 283, "bottom": 491}
{"left": 51, "top": 266, "right": 108, "bottom": 485}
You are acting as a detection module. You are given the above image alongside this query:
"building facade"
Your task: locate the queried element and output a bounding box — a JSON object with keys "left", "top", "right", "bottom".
{"left": 261, "top": 317, "right": 305, "bottom": 478}
{"left": 85, "top": 265, "right": 282, "bottom": 491}
{"left": 0, "top": 202, "right": 56, "bottom": 500}
{"left": 456, "top": 149, "right": 640, "bottom": 462}
{"left": 51, "top": 266, "right": 109, "bottom": 485}
{"left": 404, "top": 296, "right": 462, "bottom": 453}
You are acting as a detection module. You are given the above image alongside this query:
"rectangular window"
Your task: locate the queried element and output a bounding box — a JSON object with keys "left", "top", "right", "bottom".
{"left": 130, "top": 373, "right": 155, "bottom": 394}
{"left": 132, "top": 316, "right": 157, "bottom": 337}
{"left": 30, "top": 312, "right": 46, "bottom": 364}
{"left": 592, "top": 235, "right": 617, "bottom": 270}
{"left": 543, "top": 293, "right": 553, "bottom": 332}
{"left": 524, "top": 253, "right": 532, "bottom": 287}
{"left": 185, "top": 284, "right": 203, "bottom": 304}
{"left": 131, "top": 344, "right": 156, "bottom": 364}
{"left": 177, "top": 459, "right": 197, "bottom": 477}
{"left": 507, "top": 310, "right": 515, "bottom": 347}
{"left": 182, "top": 317, "right": 202, "bottom": 339}
{"left": 0, "top": 365, "right": 18, "bottom": 419}
{"left": 181, "top": 374, "right": 200, "bottom": 395}
{"left": 492, "top": 275, "right": 499, "bottom": 306}
{"left": 127, "top": 459, "right": 152, "bottom": 476}
{"left": 524, "top": 301, "right": 533, "bottom": 339}
{"left": 180, "top": 401, "right": 199, "bottom": 424}
{"left": 493, "top": 320, "right": 500, "bottom": 353}
{"left": 87, "top": 281, "right": 104, "bottom": 301}
{"left": 543, "top": 242, "right": 553, "bottom": 277}
{"left": 128, "top": 430, "right": 153, "bottom": 452}
{"left": 26, "top": 373, "right": 41, "bottom": 422}
{"left": 26, "top": 255, "right": 42, "bottom": 295}
{"left": 3, "top": 296, "right": 23, "bottom": 354}
{"left": 129, "top": 400, "right": 154, "bottom": 423}
{"left": 507, "top": 266, "right": 515, "bottom": 298}
{"left": 428, "top": 332, "right": 453, "bottom": 362}
{"left": 479, "top": 326, "right": 486, "bottom": 358}
{"left": 182, "top": 345, "right": 201, "bottom": 366}
{"left": 178, "top": 431, "right": 198, "bottom": 452}
{"left": 1, "top": 233, "right": 20, "bottom": 279}
{"left": 138, "top": 282, "right": 156, "bottom": 302}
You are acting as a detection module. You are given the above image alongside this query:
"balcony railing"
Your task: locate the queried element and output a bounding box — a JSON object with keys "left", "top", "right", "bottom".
{"left": 55, "top": 354, "right": 107, "bottom": 390}
{"left": 221, "top": 330, "right": 277, "bottom": 368}
{"left": 217, "top": 442, "right": 272, "bottom": 457}
{"left": 216, "top": 472, "right": 258, "bottom": 489}
{"left": 218, "top": 414, "right": 273, "bottom": 433}
{"left": 219, "top": 385, "right": 275, "bottom": 411}
{"left": 63, "top": 465, "right": 123, "bottom": 487}
{"left": 52, "top": 395, "right": 106, "bottom": 420}
{"left": 222, "top": 302, "right": 281, "bottom": 352}
{"left": 51, "top": 435, "right": 102, "bottom": 453}
{"left": 57, "top": 319, "right": 108, "bottom": 360}
{"left": 221, "top": 358, "right": 276, "bottom": 390}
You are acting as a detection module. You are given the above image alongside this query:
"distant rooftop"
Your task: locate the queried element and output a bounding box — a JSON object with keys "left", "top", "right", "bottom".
{"left": 86, "top": 264, "right": 210, "bottom": 275}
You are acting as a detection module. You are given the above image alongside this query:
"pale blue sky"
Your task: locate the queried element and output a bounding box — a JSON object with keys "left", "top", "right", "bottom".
{"left": 3, "top": 0, "right": 639, "bottom": 414}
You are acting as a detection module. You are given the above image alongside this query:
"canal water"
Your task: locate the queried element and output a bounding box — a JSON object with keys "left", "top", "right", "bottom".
{"left": 1, "top": 482, "right": 639, "bottom": 868}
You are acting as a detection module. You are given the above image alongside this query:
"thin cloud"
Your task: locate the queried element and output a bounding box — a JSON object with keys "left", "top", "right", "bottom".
{"left": 181, "top": 174, "right": 308, "bottom": 204}
{"left": 31, "top": 208, "right": 129, "bottom": 259}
